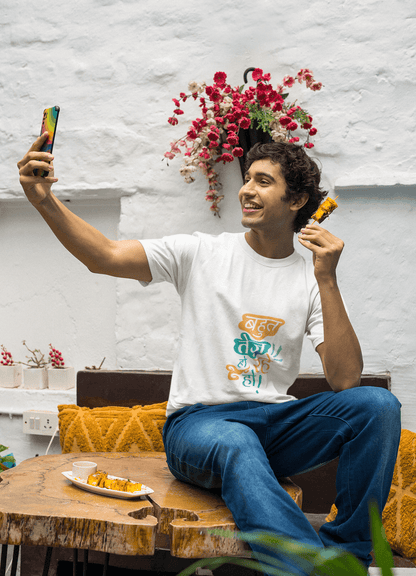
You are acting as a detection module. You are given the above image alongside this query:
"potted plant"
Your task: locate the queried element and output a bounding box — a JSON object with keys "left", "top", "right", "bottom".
{"left": 164, "top": 67, "right": 322, "bottom": 216}
{"left": 0, "top": 345, "right": 19, "bottom": 388}
{"left": 20, "top": 340, "right": 48, "bottom": 389}
{"left": 47, "top": 344, "right": 75, "bottom": 390}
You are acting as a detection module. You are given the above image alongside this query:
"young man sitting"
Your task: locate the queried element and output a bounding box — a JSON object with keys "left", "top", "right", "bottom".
{"left": 18, "top": 137, "right": 401, "bottom": 574}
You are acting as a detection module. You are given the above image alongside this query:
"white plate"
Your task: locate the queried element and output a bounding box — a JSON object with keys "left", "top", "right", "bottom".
{"left": 62, "top": 471, "right": 154, "bottom": 499}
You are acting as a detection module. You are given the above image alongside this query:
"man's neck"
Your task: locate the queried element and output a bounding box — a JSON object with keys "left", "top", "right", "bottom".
{"left": 244, "top": 230, "right": 295, "bottom": 259}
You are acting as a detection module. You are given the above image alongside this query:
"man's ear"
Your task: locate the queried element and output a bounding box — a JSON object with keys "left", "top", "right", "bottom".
{"left": 289, "top": 193, "right": 309, "bottom": 212}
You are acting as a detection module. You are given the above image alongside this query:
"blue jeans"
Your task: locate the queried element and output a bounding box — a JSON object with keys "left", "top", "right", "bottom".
{"left": 163, "top": 387, "right": 401, "bottom": 574}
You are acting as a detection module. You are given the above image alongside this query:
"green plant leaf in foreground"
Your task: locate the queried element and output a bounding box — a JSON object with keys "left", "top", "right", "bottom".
{"left": 369, "top": 500, "right": 394, "bottom": 576}
{"left": 176, "top": 529, "right": 368, "bottom": 576}
{"left": 0, "top": 445, "right": 8, "bottom": 453}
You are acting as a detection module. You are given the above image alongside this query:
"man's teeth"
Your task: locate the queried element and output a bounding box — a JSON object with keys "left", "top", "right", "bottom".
{"left": 244, "top": 203, "right": 261, "bottom": 209}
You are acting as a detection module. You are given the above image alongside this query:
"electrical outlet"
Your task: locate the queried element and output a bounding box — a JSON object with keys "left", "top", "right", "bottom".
{"left": 22, "top": 410, "right": 59, "bottom": 436}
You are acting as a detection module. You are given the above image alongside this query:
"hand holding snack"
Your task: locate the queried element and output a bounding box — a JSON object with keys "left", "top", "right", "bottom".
{"left": 311, "top": 197, "right": 338, "bottom": 223}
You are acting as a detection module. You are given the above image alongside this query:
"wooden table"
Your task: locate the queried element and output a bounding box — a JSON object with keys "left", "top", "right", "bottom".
{"left": 0, "top": 452, "right": 302, "bottom": 574}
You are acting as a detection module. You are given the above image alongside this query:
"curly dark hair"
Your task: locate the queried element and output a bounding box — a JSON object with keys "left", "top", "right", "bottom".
{"left": 244, "top": 142, "right": 328, "bottom": 232}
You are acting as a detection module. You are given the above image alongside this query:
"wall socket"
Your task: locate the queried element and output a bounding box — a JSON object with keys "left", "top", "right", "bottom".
{"left": 22, "top": 410, "right": 59, "bottom": 436}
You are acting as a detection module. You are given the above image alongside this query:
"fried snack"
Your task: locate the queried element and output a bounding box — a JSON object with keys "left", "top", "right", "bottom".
{"left": 87, "top": 470, "right": 142, "bottom": 492}
{"left": 311, "top": 197, "right": 338, "bottom": 223}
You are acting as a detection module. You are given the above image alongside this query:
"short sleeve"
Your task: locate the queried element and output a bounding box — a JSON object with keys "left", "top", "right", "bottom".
{"left": 138, "top": 234, "right": 199, "bottom": 294}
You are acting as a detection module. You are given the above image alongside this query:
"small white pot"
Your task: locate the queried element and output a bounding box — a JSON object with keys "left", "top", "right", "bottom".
{"left": 47, "top": 366, "right": 75, "bottom": 390}
{"left": 23, "top": 367, "right": 48, "bottom": 389}
{"left": 0, "top": 365, "right": 19, "bottom": 388}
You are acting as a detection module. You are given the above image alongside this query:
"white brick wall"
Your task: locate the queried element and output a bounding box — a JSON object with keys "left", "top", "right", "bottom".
{"left": 1, "top": 0, "right": 415, "bottom": 461}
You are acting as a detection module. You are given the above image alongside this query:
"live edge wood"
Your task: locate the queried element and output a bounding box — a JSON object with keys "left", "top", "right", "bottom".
{"left": 0, "top": 452, "right": 301, "bottom": 559}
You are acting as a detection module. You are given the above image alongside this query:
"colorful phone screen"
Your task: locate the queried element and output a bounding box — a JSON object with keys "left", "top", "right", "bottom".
{"left": 40, "top": 106, "right": 60, "bottom": 154}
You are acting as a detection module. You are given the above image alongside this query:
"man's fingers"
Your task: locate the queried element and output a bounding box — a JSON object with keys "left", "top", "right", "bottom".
{"left": 29, "top": 132, "right": 49, "bottom": 152}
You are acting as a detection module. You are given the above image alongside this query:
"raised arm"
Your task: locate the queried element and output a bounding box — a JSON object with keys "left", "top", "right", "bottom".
{"left": 298, "top": 223, "right": 363, "bottom": 391}
{"left": 17, "top": 133, "right": 152, "bottom": 282}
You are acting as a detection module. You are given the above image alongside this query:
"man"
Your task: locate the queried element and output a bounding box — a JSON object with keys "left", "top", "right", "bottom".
{"left": 18, "top": 135, "right": 401, "bottom": 573}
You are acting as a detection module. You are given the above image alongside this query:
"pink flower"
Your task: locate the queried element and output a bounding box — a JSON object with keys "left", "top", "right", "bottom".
{"left": 222, "top": 143, "right": 231, "bottom": 150}
{"left": 289, "top": 137, "right": 300, "bottom": 143}
{"left": 232, "top": 147, "right": 244, "bottom": 157}
{"left": 283, "top": 75, "right": 295, "bottom": 87}
{"left": 310, "top": 82, "right": 322, "bottom": 91}
{"left": 252, "top": 68, "right": 264, "bottom": 82}
{"left": 227, "top": 123, "right": 238, "bottom": 132}
{"left": 214, "top": 71, "right": 227, "bottom": 86}
{"left": 309, "top": 127, "right": 317, "bottom": 136}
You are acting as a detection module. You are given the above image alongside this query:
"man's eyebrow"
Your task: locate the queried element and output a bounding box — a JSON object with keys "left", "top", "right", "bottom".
{"left": 245, "top": 170, "right": 277, "bottom": 183}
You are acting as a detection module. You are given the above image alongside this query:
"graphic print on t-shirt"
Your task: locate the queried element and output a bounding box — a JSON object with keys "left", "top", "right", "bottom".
{"left": 226, "top": 314, "right": 285, "bottom": 394}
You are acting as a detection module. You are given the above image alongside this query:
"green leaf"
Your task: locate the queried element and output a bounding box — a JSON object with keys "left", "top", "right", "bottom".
{"left": 369, "top": 500, "right": 394, "bottom": 576}
{"left": 0, "top": 445, "right": 8, "bottom": 453}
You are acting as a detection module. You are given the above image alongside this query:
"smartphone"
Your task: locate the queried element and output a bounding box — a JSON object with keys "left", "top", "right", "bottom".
{"left": 34, "top": 106, "right": 60, "bottom": 177}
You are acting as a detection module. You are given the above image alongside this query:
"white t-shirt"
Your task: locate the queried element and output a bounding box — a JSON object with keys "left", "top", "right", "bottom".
{"left": 140, "top": 232, "right": 324, "bottom": 416}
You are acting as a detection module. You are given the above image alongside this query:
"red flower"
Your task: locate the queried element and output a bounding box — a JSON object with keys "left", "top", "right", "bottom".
{"left": 287, "top": 121, "right": 298, "bottom": 131}
{"left": 174, "top": 109, "right": 184, "bottom": 115}
{"left": 239, "top": 117, "right": 251, "bottom": 129}
{"left": 168, "top": 117, "right": 178, "bottom": 126}
{"left": 216, "top": 153, "right": 234, "bottom": 164}
{"left": 208, "top": 131, "right": 219, "bottom": 141}
{"left": 302, "top": 122, "right": 313, "bottom": 130}
{"left": 309, "top": 127, "right": 317, "bottom": 136}
{"left": 288, "top": 137, "right": 300, "bottom": 143}
{"left": 279, "top": 116, "right": 292, "bottom": 127}
{"left": 172, "top": 98, "right": 180, "bottom": 107}
{"left": 227, "top": 133, "right": 239, "bottom": 146}
{"left": 213, "top": 71, "right": 227, "bottom": 86}
{"left": 252, "top": 68, "right": 264, "bottom": 82}
{"left": 227, "top": 123, "right": 238, "bottom": 132}
{"left": 304, "top": 142, "right": 314, "bottom": 149}
{"left": 232, "top": 147, "right": 244, "bottom": 157}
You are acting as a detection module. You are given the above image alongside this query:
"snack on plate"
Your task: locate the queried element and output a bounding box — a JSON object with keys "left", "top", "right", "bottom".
{"left": 311, "top": 197, "right": 338, "bottom": 223}
{"left": 87, "top": 470, "right": 142, "bottom": 492}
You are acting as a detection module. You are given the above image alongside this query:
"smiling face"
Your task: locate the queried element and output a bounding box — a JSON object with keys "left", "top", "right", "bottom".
{"left": 238, "top": 158, "right": 301, "bottom": 236}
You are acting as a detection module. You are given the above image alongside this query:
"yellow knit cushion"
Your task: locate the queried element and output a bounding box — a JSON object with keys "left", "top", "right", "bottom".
{"left": 58, "top": 403, "right": 168, "bottom": 453}
{"left": 326, "top": 429, "right": 416, "bottom": 564}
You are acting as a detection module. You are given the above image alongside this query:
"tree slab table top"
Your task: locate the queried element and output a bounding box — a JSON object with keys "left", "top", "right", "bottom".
{"left": 0, "top": 452, "right": 301, "bottom": 559}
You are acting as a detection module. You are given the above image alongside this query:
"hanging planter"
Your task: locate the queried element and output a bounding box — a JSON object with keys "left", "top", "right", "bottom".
{"left": 164, "top": 66, "right": 322, "bottom": 215}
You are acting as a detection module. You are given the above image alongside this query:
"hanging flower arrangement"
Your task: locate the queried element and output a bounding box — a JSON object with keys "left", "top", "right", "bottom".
{"left": 164, "top": 67, "right": 322, "bottom": 216}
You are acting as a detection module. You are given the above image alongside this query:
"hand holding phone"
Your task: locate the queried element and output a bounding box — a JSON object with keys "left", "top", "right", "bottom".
{"left": 34, "top": 106, "right": 60, "bottom": 176}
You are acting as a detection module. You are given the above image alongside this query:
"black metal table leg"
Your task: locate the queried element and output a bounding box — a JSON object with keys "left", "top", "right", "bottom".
{"left": 82, "top": 549, "right": 88, "bottom": 576}
{"left": 10, "top": 546, "right": 19, "bottom": 576}
{"left": 0, "top": 545, "right": 8, "bottom": 576}
{"left": 41, "top": 546, "right": 53, "bottom": 576}
{"left": 73, "top": 549, "right": 77, "bottom": 576}
{"left": 102, "top": 552, "right": 110, "bottom": 576}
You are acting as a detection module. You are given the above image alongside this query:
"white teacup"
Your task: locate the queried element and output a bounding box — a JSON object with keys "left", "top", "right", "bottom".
{"left": 72, "top": 460, "right": 97, "bottom": 482}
